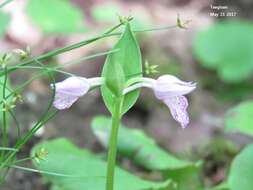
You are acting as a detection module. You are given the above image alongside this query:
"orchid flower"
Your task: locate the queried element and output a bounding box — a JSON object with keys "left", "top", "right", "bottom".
{"left": 52, "top": 75, "right": 196, "bottom": 128}
{"left": 52, "top": 77, "right": 103, "bottom": 110}
{"left": 124, "top": 75, "right": 196, "bottom": 128}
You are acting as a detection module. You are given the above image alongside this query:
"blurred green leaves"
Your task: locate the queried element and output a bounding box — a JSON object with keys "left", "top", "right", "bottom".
{"left": 225, "top": 101, "right": 253, "bottom": 136}
{"left": 31, "top": 138, "right": 173, "bottom": 190}
{"left": 92, "top": 116, "right": 201, "bottom": 190}
{"left": 193, "top": 20, "right": 253, "bottom": 83}
{"left": 50, "top": 185, "right": 62, "bottom": 190}
{"left": 92, "top": 116, "right": 196, "bottom": 170}
{"left": 91, "top": 3, "right": 151, "bottom": 29}
{"left": 228, "top": 143, "right": 253, "bottom": 190}
{"left": 203, "top": 182, "right": 229, "bottom": 190}
{"left": 0, "top": 12, "right": 10, "bottom": 37}
{"left": 92, "top": 3, "right": 120, "bottom": 23}
{"left": 27, "top": 0, "right": 85, "bottom": 34}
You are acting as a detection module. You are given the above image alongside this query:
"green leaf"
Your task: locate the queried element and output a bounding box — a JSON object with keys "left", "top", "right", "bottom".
{"left": 27, "top": 0, "right": 85, "bottom": 34}
{"left": 228, "top": 143, "right": 253, "bottom": 190}
{"left": 163, "top": 166, "right": 202, "bottom": 190}
{"left": 103, "top": 54, "right": 125, "bottom": 97}
{"left": 31, "top": 138, "right": 173, "bottom": 190}
{"left": 101, "top": 23, "right": 142, "bottom": 114}
{"left": 207, "top": 183, "right": 229, "bottom": 190}
{"left": 91, "top": 116, "right": 202, "bottom": 190}
{"left": 91, "top": 116, "right": 196, "bottom": 171}
{"left": 193, "top": 20, "right": 253, "bottom": 83}
{"left": 225, "top": 101, "right": 253, "bottom": 136}
{"left": 50, "top": 185, "right": 63, "bottom": 190}
{"left": 0, "top": 11, "right": 10, "bottom": 37}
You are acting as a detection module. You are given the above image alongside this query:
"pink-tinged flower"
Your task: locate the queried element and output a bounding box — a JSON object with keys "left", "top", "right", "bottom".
{"left": 124, "top": 75, "right": 196, "bottom": 128}
{"left": 52, "top": 77, "right": 103, "bottom": 110}
{"left": 153, "top": 75, "right": 196, "bottom": 100}
{"left": 163, "top": 95, "right": 190, "bottom": 128}
{"left": 153, "top": 75, "right": 196, "bottom": 128}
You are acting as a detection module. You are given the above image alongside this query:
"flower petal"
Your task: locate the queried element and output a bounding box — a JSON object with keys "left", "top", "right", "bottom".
{"left": 54, "top": 77, "right": 90, "bottom": 96}
{"left": 163, "top": 96, "right": 190, "bottom": 128}
{"left": 53, "top": 93, "right": 79, "bottom": 110}
{"left": 154, "top": 75, "right": 196, "bottom": 100}
{"left": 52, "top": 77, "right": 90, "bottom": 110}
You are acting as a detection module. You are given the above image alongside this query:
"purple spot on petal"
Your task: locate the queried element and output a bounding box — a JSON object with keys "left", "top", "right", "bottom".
{"left": 163, "top": 96, "right": 190, "bottom": 128}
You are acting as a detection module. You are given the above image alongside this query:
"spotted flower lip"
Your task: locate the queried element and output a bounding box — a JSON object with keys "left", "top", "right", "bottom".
{"left": 163, "top": 95, "right": 190, "bottom": 128}
{"left": 52, "top": 77, "right": 103, "bottom": 110}
{"left": 124, "top": 74, "right": 196, "bottom": 128}
{"left": 152, "top": 75, "right": 196, "bottom": 128}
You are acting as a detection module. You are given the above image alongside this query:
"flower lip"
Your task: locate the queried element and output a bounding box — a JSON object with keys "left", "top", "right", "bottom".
{"left": 163, "top": 96, "right": 189, "bottom": 128}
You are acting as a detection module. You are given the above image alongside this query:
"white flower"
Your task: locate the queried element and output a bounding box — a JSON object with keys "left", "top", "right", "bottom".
{"left": 153, "top": 75, "right": 196, "bottom": 100}
{"left": 124, "top": 75, "right": 196, "bottom": 128}
{"left": 52, "top": 74, "right": 196, "bottom": 128}
{"left": 52, "top": 77, "right": 103, "bottom": 110}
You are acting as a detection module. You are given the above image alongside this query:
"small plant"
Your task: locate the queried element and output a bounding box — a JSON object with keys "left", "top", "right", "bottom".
{"left": 51, "top": 19, "right": 196, "bottom": 190}
{"left": 1, "top": 1, "right": 252, "bottom": 189}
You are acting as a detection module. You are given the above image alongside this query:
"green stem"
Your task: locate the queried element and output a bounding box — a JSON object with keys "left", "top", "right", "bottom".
{"left": 0, "top": 110, "right": 58, "bottom": 177}
{"left": 106, "top": 97, "right": 123, "bottom": 190}
{"left": 0, "top": 59, "right": 57, "bottom": 184}
{"left": 1, "top": 66, "right": 8, "bottom": 158}
{"left": 0, "top": 22, "right": 127, "bottom": 77}
{"left": 0, "top": 23, "right": 177, "bottom": 77}
{"left": 0, "top": 66, "right": 8, "bottom": 183}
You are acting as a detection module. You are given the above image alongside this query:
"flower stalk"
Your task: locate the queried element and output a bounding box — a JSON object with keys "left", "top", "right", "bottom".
{"left": 106, "top": 97, "right": 124, "bottom": 190}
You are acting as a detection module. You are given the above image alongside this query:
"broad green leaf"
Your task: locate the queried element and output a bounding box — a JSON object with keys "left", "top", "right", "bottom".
{"left": 103, "top": 54, "right": 125, "bottom": 97}
{"left": 91, "top": 116, "right": 202, "bottom": 190}
{"left": 31, "top": 138, "right": 173, "bottom": 190}
{"left": 27, "top": 0, "right": 85, "bottom": 34}
{"left": 162, "top": 166, "right": 202, "bottom": 190}
{"left": 228, "top": 143, "right": 253, "bottom": 190}
{"left": 101, "top": 23, "right": 142, "bottom": 114}
{"left": 225, "top": 101, "right": 253, "bottom": 136}
{"left": 207, "top": 183, "right": 229, "bottom": 190}
{"left": 193, "top": 20, "right": 253, "bottom": 83}
{"left": 0, "top": 12, "right": 10, "bottom": 37}
{"left": 50, "top": 185, "right": 63, "bottom": 190}
{"left": 91, "top": 118, "right": 201, "bottom": 188}
{"left": 91, "top": 116, "right": 198, "bottom": 170}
